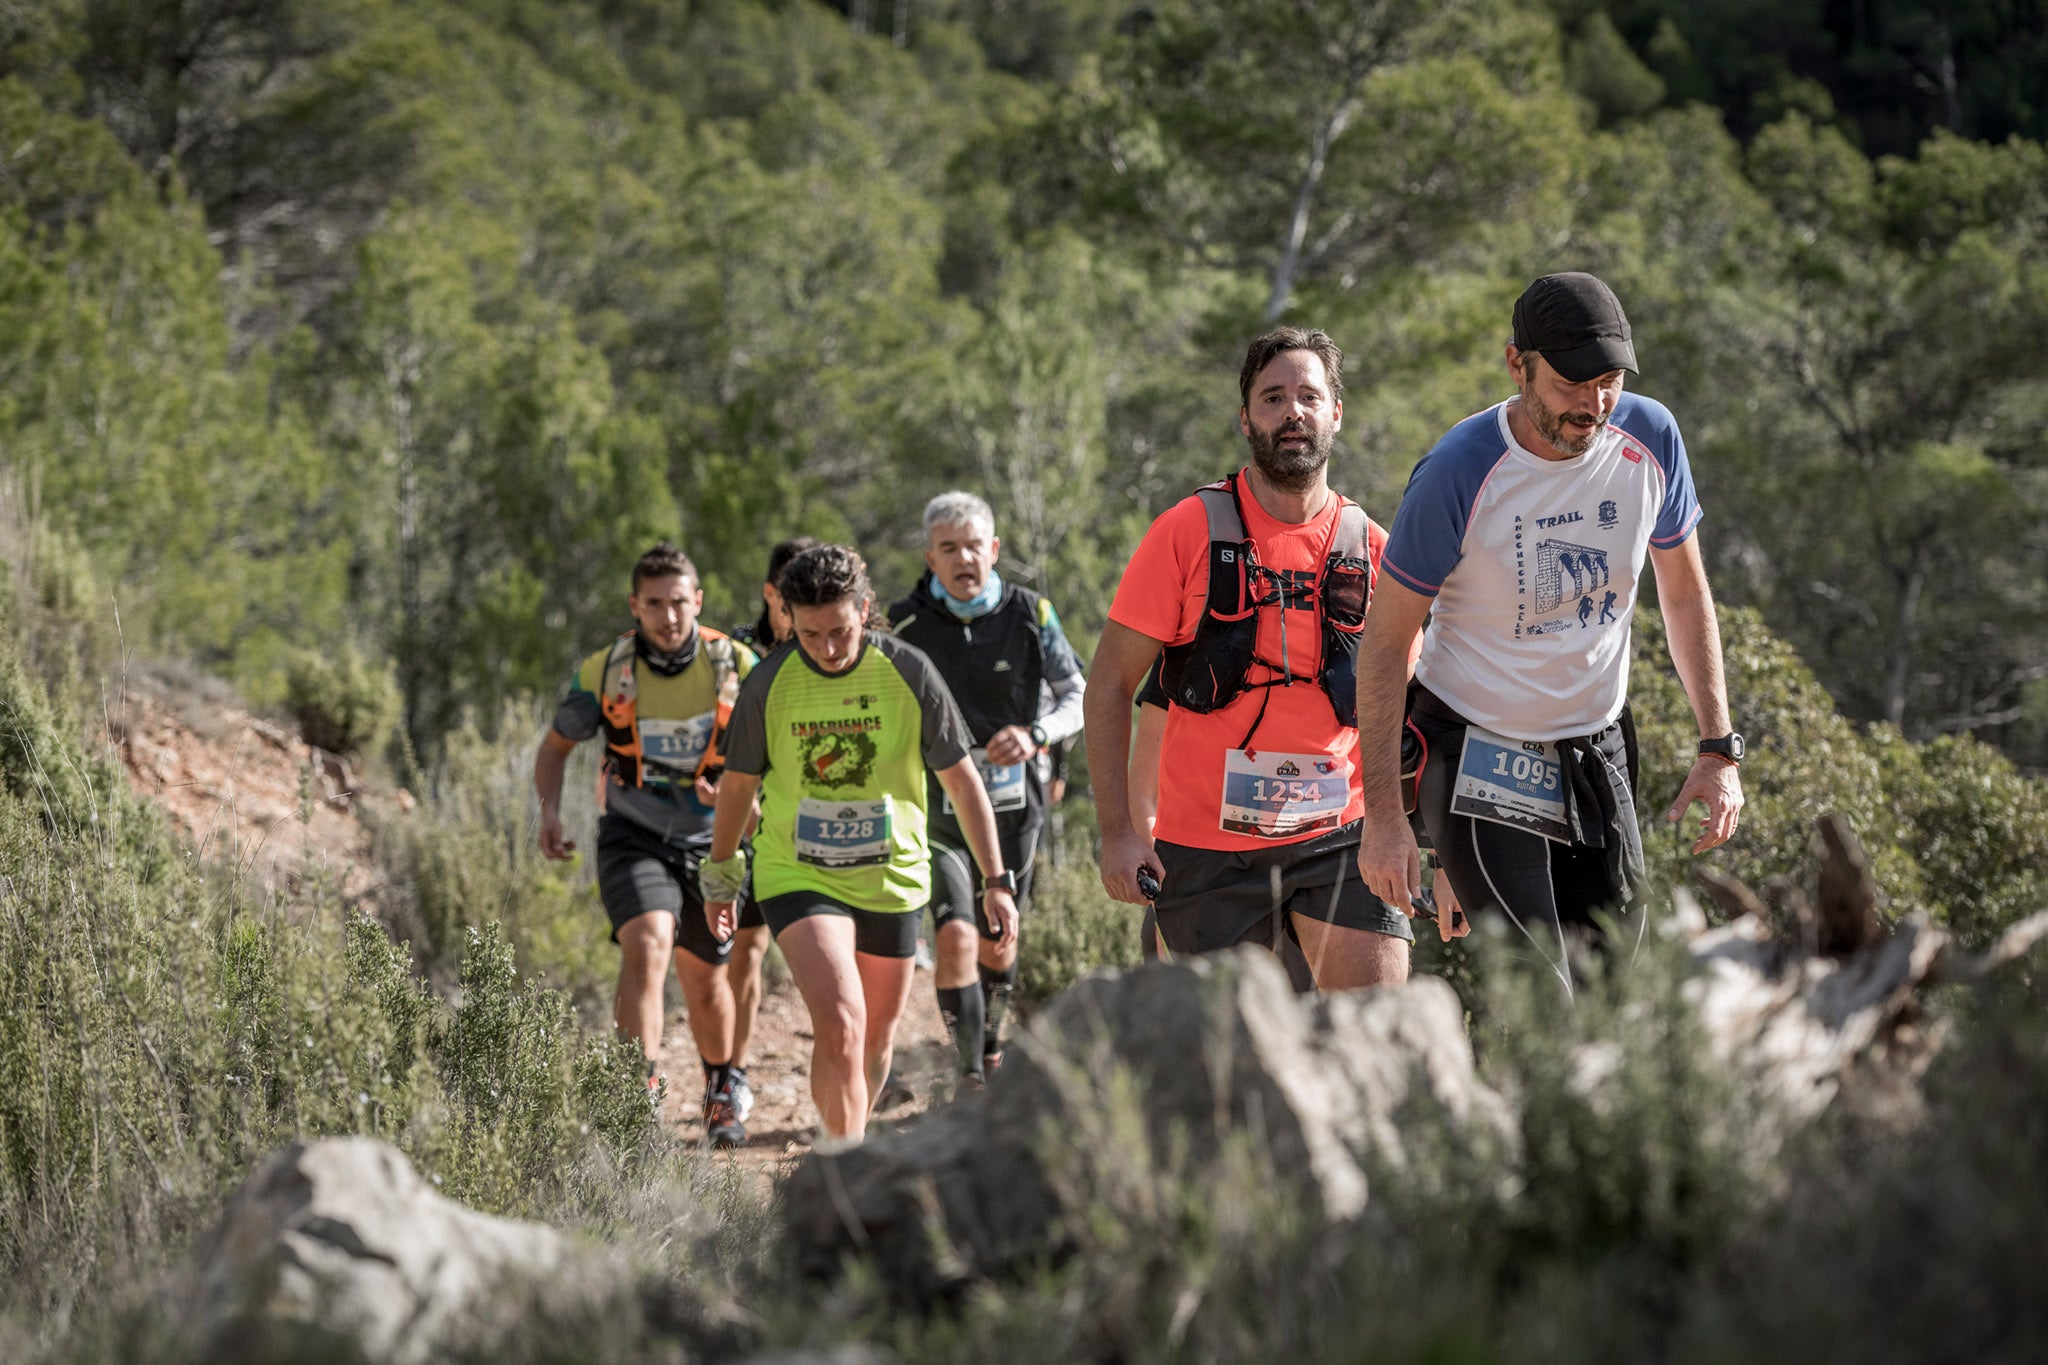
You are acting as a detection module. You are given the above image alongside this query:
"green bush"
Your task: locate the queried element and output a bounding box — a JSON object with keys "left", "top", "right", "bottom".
{"left": 1872, "top": 731, "right": 2048, "bottom": 943}
{"left": 1017, "top": 854, "right": 1142, "bottom": 1013}
{"left": 0, "top": 631, "right": 678, "bottom": 1358}
{"left": 368, "top": 705, "right": 611, "bottom": 1001}
{"left": 1631, "top": 606, "right": 2048, "bottom": 945}
{"left": 283, "top": 645, "right": 400, "bottom": 757}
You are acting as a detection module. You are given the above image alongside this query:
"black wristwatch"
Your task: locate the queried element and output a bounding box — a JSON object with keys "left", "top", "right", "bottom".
{"left": 1028, "top": 722, "right": 1049, "bottom": 749}
{"left": 981, "top": 869, "right": 1018, "bottom": 895}
{"left": 1698, "top": 733, "right": 1746, "bottom": 765}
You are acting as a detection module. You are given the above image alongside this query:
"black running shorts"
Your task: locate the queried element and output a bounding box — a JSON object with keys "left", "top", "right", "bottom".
{"left": 756, "top": 891, "right": 922, "bottom": 959}
{"left": 925, "top": 834, "right": 1036, "bottom": 941}
{"left": 1151, "top": 819, "right": 1414, "bottom": 958}
{"left": 594, "top": 817, "right": 751, "bottom": 965}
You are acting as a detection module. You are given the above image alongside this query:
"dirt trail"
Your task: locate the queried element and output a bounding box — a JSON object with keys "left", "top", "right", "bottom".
{"left": 106, "top": 668, "right": 964, "bottom": 1164}
{"left": 656, "top": 963, "right": 965, "bottom": 1165}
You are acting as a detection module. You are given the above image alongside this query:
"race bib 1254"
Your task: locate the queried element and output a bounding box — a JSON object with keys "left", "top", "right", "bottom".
{"left": 1219, "top": 749, "right": 1349, "bottom": 839}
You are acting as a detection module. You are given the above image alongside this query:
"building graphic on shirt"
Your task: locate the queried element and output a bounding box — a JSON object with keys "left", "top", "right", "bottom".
{"left": 1534, "top": 539, "right": 1610, "bottom": 615}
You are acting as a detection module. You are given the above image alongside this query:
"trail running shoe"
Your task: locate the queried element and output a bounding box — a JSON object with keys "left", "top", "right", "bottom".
{"left": 728, "top": 1067, "right": 755, "bottom": 1123}
{"left": 874, "top": 1071, "right": 916, "bottom": 1113}
{"left": 981, "top": 1049, "right": 1003, "bottom": 1078}
{"left": 702, "top": 1081, "right": 745, "bottom": 1150}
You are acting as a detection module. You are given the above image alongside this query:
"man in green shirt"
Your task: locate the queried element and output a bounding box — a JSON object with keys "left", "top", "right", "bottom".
{"left": 533, "top": 542, "right": 756, "bottom": 1148}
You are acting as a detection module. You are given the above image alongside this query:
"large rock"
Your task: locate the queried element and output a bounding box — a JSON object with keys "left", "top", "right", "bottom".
{"left": 172, "top": 1138, "right": 578, "bottom": 1364}
{"left": 781, "top": 951, "right": 1516, "bottom": 1298}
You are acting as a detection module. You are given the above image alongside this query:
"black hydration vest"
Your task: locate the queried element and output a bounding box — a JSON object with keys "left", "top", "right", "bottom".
{"left": 888, "top": 578, "right": 1051, "bottom": 837}
{"left": 888, "top": 579, "right": 1049, "bottom": 742}
{"left": 1156, "top": 473, "right": 1375, "bottom": 733}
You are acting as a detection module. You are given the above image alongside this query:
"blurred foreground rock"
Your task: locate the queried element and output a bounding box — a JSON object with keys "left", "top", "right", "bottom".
{"left": 782, "top": 959, "right": 1515, "bottom": 1297}
{"left": 173, "top": 1138, "right": 760, "bottom": 1362}
{"left": 170, "top": 1138, "right": 601, "bottom": 1364}
{"left": 789, "top": 815, "right": 2048, "bottom": 1300}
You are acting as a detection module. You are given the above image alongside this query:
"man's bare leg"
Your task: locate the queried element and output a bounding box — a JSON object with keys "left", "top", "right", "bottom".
{"left": 614, "top": 912, "right": 677, "bottom": 1059}
{"left": 1290, "top": 914, "right": 1410, "bottom": 991}
{"left": 672, "top": 948, "right": 737, "bottom": 1070}
{"left": 725, "top": 924, "right": 772, "bottom": 1065}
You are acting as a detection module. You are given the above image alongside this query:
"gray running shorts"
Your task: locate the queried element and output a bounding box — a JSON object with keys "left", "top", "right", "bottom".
{"left": 926, "top": 835, "right": 1036, "bottom": 940}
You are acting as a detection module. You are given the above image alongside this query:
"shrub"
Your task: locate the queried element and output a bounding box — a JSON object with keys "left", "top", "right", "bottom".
{"left": 283, "top": 644, "right": 400, "bottom": 757}
{"left": 368, "top": 705, "right": 611, "bottom": 1002}
{"left": 1631, "top": 606, "right": 2048, "bottom": 944}
{"left": 1017, "top": 856, "right": 1142, "bottom": 1013}
{"left": 0, "top": 630, "right": 673, "bottom": 1357}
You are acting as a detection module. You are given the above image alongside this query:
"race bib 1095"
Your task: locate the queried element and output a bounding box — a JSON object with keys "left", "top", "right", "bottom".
{"left": 1449, "top": 726, "right": 1569, "bottom": 842}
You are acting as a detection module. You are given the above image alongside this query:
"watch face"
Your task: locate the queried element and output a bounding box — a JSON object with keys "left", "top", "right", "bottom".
{"left": 1702, "top": 734, "right": 1744, "bottom": 761}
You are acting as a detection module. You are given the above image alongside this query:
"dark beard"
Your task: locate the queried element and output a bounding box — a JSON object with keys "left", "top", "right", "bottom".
{"left": 1247, "top": 421, "right": 1332, "bottom": 492}
{"left": 1524, "top": 387, "right": 1607, "bottom": 456}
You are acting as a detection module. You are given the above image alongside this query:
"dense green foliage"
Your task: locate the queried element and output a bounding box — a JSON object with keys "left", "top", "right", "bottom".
{"left": 284, "top": 642, "right": 401, "bottom": 755}
{"left": 1, "top": 2, "right": 2046, "bottom": 1359}
{"left": 0, "top": 0, "right": 2043, "bottom": 770}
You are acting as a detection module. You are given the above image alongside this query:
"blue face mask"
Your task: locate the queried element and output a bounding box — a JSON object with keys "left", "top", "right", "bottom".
{"left": 934, "top": 569, "right": 1003, "bottom": 621}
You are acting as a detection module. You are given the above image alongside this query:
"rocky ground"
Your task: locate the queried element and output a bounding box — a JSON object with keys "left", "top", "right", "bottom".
{"left": 105, "top": 666, "right": 959, "bottom": 1163}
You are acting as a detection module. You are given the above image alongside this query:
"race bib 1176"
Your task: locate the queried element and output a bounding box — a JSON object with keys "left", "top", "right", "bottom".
{"left": 942, "top": 747, "right": 1029, "bottom": 816}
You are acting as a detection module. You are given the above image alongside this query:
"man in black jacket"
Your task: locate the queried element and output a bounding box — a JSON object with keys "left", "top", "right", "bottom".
{"left": 888, "top": 491, "right": 1086, "bottom": 1086}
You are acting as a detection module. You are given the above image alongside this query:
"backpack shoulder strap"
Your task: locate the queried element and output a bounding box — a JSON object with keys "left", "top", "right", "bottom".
{"left": 599, "top": 631, "right": 643, "bottom": 787}
{"left": 602, "top": 631, "right": 638, "bottom": 703}
{"left": 1194, "top": 478, "right": 1246, "bottom": 543}
{"left": 1329, "top": 497, "right": 1369, "bottom": 559}
{"left": 699, "top": 626, "right": 738, "bottom": 690}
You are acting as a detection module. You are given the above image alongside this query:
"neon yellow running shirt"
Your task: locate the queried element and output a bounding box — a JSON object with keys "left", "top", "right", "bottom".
{"left": 721, "top": 634, "right": 972, "bottom": 912}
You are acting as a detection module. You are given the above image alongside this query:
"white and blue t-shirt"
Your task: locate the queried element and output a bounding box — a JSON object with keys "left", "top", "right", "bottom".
{"left": 1382, "top": 393, "right": 1701, "bottom": 741}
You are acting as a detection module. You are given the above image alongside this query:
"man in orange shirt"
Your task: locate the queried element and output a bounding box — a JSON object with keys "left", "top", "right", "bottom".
{"left": 1085, "top": 328, "right": 1413, "bottom": 989}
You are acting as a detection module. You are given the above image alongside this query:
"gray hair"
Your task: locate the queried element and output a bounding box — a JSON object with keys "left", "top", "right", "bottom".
{"left": 921, "top": 490, "right": 995, "bottom": 539}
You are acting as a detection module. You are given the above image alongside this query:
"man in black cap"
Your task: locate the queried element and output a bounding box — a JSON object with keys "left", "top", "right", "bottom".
{"left": 1352, "top": 272, "right": 1744, "bottom": 991}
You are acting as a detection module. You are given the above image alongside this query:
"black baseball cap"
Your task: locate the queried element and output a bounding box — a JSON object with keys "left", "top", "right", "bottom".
{"left": 1511, "top": 272, "right": 1637, "bottom": 382}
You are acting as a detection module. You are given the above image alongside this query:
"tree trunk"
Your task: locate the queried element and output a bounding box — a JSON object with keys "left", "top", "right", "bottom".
{"left": 386, "top": 346, "right": 425, "bottom": 754}
{"left": 1884, "top": 549, "right": 1926, "bottom": 731}
{"left": 1263, "top": 101, "right": 1353, "bottom": 324}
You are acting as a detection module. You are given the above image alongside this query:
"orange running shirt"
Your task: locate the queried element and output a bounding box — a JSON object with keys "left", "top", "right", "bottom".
{"left": 1108, "top": 470, "right": 1390, "bottom": 852}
